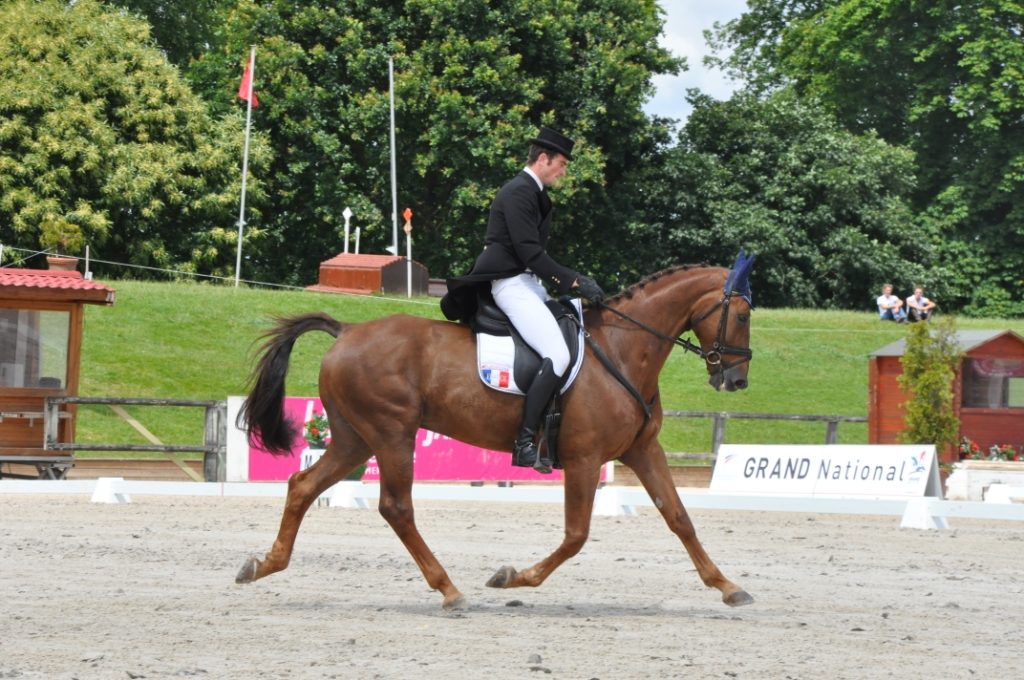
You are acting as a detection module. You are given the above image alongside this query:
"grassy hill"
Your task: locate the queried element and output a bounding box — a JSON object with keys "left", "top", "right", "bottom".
{"left": 77, "top": 280, "right": 1024, "bottom": 457}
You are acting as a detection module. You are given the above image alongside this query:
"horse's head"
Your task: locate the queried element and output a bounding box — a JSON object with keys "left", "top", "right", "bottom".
{"left": 689, "top": 251, "right": 754, "bottom": 392}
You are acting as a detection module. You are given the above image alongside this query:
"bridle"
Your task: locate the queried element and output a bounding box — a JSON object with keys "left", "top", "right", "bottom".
{"left": 596, "top": 289, "right": 753, "bottom": 374}
{"left": 578, "top": 275, "right": 753, "bottom": 425}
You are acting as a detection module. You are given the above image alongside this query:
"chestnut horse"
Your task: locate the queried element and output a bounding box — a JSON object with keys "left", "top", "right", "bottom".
{"left": 236, "top": 258, "right": 755, "bottom": 610}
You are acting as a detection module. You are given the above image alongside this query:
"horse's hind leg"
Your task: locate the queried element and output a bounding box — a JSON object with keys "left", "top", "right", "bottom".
{"left": 372, "top": 439, "right": 467, "bottom": 611}
{"left": 620, "top": 442, "right": 753, "bottom": 607}
{"left": 235, "top": 418, "right": 370, "bottom": 585}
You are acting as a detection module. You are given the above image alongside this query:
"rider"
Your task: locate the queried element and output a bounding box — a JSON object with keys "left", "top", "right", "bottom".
{"left": 441, "top": 126, "right": 606, "bottom": 473}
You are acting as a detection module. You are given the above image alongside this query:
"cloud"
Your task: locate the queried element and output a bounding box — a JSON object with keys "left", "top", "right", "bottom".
{"left": 644, "top": 0, "right": 748, "bottom": 124}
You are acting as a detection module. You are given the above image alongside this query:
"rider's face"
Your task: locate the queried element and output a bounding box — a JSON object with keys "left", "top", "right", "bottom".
{"left": 534, "top": 152, "right": 569, "bottom": 187}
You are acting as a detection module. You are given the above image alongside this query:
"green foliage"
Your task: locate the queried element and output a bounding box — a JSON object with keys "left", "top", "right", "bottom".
{"left": 186, "top": 0, "right": 680, "bottom": 287}
{"left": 106, "top": 1, "right": 233, "bottom": 68}
{"left": 897, "top": 317, "right": 964, "bottom": 451}
{"left": 0, "top": 0, "right": 269, "bottom": 275}
{"left": 711, "top": 0, "right": 1024, "bottom": 314}
{"left": 639, "top": 90, "right": 928, "bottom": 308}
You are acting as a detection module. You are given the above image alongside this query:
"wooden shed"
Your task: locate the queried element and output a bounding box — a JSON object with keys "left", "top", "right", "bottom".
{"left": 868, "top": 330, "right": 1024, "bottom": 461}
{"left": 0, "top": 267, "right": 115, "bottom": 478}
{"left": 306, "top": 253, "right": 428, "bottom": 296}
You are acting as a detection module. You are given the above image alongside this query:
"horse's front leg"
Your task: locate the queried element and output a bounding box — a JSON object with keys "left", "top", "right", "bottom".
{"left": 236, "top": 420, "right": 369, "bottom": 584}
{"left": 619, "top": 441, "right": 753, "bottom": 607}
{"left": 485, "top": 458, "right": 601, "bottom": 590}
{"left": 374, "top": 444, "right": 467, "bottom": 611}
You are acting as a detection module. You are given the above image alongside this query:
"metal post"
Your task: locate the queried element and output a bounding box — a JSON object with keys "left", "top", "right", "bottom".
{"left": 343, "top": 206, "right": 352, "bottom": 254}
{"left": 43, "top": 397, "right": 60, "bottom": 449}
{"left": 402, "top": 207, "right": 413, "bottom": 298}
{"left": 711, "top": 413, "right": 727, "bottom": 455}
{"left": 825, "top": 419, "right": 839, "bottom": 444}
{"left": 204, "top": 402, "right": 227, "bottom": 482}
{"left": 235, "top": 45, "right": 257, "bottom": 287}
{"left": 389, "top": 56, "right": 398, "bottom": 256}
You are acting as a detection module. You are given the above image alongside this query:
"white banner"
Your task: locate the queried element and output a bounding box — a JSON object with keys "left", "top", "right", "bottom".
{"left": 711, "top": 444, "right": 942, "bottom": 499}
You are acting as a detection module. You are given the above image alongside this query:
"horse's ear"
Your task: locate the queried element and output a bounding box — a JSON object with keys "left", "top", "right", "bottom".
{"left": 726, "top": 249, "right": 756, "bottom": 305}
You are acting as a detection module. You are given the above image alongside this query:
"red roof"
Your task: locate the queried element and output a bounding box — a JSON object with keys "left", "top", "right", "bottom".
{"left": 320, "top": 253, "right": 404, "bottom": 269}
{"left": 0, "top": 268, "right": 116, "bottom": 305}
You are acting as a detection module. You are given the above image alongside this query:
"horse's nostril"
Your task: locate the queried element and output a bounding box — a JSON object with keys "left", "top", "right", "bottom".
{"left": 734, "top": 379, "right": 748, "bottom": 390}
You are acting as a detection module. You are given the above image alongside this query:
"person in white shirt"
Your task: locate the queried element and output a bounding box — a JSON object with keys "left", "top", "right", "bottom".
{"left": 906, "top": 286, "right": 936, "bottom": 322}
{"left": 876, "top": 284, "right": 907, "bottom": 322}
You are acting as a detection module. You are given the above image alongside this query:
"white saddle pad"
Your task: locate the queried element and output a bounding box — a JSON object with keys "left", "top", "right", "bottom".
{"left": 476, "top": 298, "right": 585, "bottom": 395}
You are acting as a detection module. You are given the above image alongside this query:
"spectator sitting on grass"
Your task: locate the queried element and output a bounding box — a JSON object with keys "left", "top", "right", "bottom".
{"left": 876, "top": 284, "right": 907, "bottom": 322}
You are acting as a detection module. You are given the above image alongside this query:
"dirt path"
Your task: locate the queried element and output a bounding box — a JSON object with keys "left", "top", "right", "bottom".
{"left": 2, "top": 494, "right": 1022, "bottom": 679}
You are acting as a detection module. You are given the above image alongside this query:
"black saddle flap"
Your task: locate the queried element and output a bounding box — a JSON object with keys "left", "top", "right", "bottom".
{"left": 471, "top": 291, "right": 513, "bottom": 336}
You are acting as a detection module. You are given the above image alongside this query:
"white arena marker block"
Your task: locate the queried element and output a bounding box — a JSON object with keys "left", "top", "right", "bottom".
{"left": 91, "top": 477, "right": 131, "bottom": 504}
{"left": 592, "top": 487, "right": 637, "bottom": 517}
{"left": 328, "top": 481, "right": 370, "bottom": 509}
{"left": 900, "top": 497, "right": 948, "bottom": 530}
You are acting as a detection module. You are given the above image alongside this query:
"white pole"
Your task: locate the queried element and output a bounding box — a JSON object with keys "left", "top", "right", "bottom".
{"left": 403, "top": 209, "right": 413, "bottom": 298}
{"left": 84, "top": 245, "right": 92, "bottom": 280}
{"left": 235, "top": 45, "right": 256, "bottom": 288}
{"left": 354, "top": 227, "right": 361, "bottom": 254}
{"left": 342, "top": 206, "right": 352, "bottom": 254}
{"left": 406, "top": 231, "right": 412, "bottom": 298}
{"left": 389, "top": 56, "right": 398, "bottom": 256}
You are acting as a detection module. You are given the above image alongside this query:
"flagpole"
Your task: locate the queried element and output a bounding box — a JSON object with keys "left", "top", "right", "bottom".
{"left": 389, "top": 56, "right": 398, "bottom": 256}
{"left": 235, "top": 45, "right": 256, "bottom": 288}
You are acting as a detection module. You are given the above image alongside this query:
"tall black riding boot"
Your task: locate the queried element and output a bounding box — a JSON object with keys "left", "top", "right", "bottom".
{"left": 512, "top": 358, "right": 562, "bottom": 474}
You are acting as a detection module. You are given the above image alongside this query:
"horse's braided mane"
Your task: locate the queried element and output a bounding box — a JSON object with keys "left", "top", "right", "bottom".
{"left": 605, "top": 263, "right": 712, "bottom": 303}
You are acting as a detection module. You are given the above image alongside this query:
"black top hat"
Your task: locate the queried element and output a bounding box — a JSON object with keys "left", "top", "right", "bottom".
{"left": 529, "top": 126, "right": 575, "bottom": 160}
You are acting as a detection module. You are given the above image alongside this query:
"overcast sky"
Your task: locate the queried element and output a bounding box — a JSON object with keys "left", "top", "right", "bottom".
{"left": 643, "top": 0, "right": 749, "bottom": 125}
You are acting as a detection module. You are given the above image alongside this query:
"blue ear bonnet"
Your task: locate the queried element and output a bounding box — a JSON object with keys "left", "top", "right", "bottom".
{"left": 724, "top": 249, "right": 755, "bottom": 307}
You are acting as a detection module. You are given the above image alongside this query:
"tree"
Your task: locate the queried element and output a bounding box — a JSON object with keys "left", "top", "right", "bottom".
{"left": 898, "top": 317, "right": 964, "bottom": 455}
{"left": 710, "top": 0, "right": 1024, "bottom": 316}
{"left": 0, "top": 0, "right": 268, "bottom": 277}
{"left": 637, "top": 90, "right": 929, "bottom": 309}
{"left": 186, "top": 0, "right": 681, "bottom": 286}
{"left": 106, "top": 0, "right": 233, "bottom": 68}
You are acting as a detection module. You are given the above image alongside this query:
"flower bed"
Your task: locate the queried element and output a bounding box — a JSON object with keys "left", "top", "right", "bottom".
{"left": 958, "top": 437, "right": 1022, "bottom": 462}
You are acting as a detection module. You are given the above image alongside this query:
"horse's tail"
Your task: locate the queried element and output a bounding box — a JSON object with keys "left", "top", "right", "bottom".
{"left": 238, "top": 313, "right": 343, "bottom": 455}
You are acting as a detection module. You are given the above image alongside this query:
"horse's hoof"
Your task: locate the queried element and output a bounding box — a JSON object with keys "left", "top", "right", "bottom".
{"left": 485, "top": 565, "right": 517, "bottom": 588}
{"left": 723, "top": 589, "right": 754, "bottom": 607}
{"left": 235, "top": 556, "right": 261, "bottom": 584}
{"left": 443, "top": 592, "right": 469, "bottom": 611}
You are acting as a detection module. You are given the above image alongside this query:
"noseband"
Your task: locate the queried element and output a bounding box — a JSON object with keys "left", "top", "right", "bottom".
{"left": 597, "top": 291, "right": 753, "bottom": 375}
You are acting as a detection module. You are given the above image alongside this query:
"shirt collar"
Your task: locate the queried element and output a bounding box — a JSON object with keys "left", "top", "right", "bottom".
{"left": 523, "top": 167, "right": 544, "bottom": 191}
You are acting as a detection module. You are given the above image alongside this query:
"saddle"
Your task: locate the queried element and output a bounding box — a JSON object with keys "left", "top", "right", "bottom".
{"left": 470, "top": 292, "right": 585, "bottom": 469}
{"left": 471, "top": 292, "right": 584, "bottom": 394}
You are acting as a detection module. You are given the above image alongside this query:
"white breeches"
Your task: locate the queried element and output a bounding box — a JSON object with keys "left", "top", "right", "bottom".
{"left": 491, "top": 273, "right": 570, "bottom": 376}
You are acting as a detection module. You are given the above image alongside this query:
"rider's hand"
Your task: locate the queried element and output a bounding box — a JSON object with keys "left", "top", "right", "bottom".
{"left": 574, "top": 275, "right": 606, "bottom": 304}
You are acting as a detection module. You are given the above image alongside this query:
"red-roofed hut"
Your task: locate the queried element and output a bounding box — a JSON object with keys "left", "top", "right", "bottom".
{"left": 0, "top": 267, "right": 115, "bottom": 478}
{"left": 868, "top": 330, "right": 1024, "bottom": 462}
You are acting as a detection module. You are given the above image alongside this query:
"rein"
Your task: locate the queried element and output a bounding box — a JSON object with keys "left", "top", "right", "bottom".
{"left": 598, "top": 293, "right": 753, "bottom": 370}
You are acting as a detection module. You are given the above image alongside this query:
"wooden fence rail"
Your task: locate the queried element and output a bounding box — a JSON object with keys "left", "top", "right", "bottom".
{"left": 43, "top": 396, "right": 227, "bottom": 481}
{"left": 663, "top": 410, "right": 868, "bottom": 457}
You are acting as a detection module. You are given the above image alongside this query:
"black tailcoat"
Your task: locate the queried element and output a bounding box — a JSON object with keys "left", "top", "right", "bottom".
{"left": 441, "top": 171, "right": 579, "bottom": 322}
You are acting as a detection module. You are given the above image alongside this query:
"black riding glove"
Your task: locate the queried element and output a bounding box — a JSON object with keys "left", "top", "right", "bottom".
{"left": 575, "top": 275, "right": 605, "bottom": 304}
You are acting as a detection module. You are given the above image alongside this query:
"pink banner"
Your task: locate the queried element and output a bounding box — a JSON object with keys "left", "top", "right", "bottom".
{"left": 248, "top": 397, "right": 608, "bottom": 482}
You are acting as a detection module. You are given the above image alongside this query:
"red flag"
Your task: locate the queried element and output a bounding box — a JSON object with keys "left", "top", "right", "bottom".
{"left": 238, "top": 59, "right": 259, "bottom": 107}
